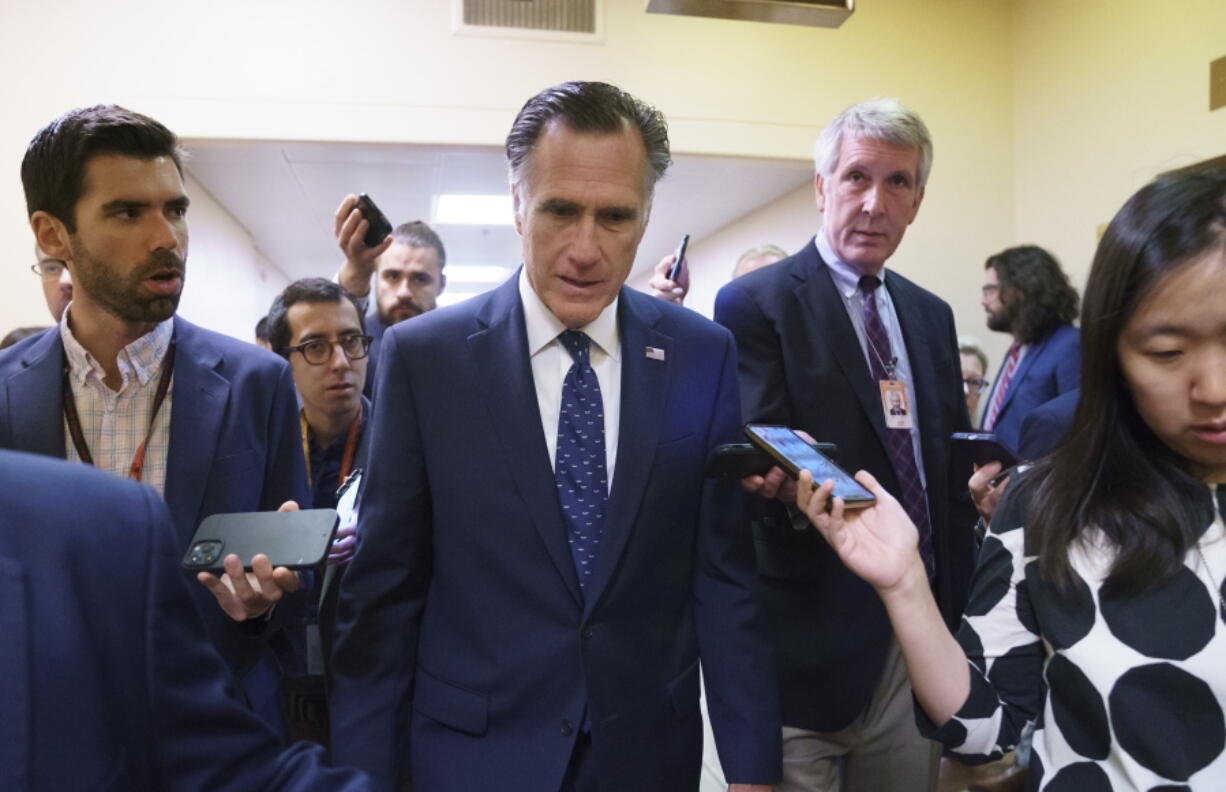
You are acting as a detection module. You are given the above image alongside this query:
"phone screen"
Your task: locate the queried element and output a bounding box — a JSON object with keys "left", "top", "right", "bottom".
{"left": 745, "top": 425, "right": 874, "bottom": 505}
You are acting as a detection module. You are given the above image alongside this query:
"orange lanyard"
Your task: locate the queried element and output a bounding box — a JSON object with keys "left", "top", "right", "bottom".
{"left": 62, "top": 343, "right": 175, "bottom": 483}
{"left": 300, "top": 405, "right": 363, "bottom": 489}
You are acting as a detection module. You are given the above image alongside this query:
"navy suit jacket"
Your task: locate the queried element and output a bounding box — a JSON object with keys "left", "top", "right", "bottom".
{"left": 714, "top": 239, "right": 979, "bottom": 732}
{"left": 0, "top": 316, "right": 309, "bottom": 723}
{"left": 0, "top": 450, "right": 369, "bottom": 792}
{"left": 1017, "top": 388, "right": 1078, "bottom": 460}
{"left": 985, "top": 324, "right": 1079, "bottom": 451}
{"left": 331, "top": 275, "right": 780, "bottom": 791}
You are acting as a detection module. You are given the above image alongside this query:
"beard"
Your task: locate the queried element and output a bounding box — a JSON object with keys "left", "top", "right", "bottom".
{"left": 381, "top": 298, "right": 424, "bottom": 326}
{"left": 985, "top": 307, "right": 1012, "bottom": 333}
{"left": 68, "top": 237, "right": 185, "bottom": 324}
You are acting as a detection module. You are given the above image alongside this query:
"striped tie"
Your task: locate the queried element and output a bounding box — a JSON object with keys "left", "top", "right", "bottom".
{"left": 983, "top": 344, "right": 1021, "bottom": 431}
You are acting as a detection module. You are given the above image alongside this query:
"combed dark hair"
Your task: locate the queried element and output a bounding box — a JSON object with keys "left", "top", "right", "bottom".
{"left": 391, "top": 220, "right": 447, "bottom": 270}
{"left": 505, "top": 81, "right": 670, "bottom": 192}
{"left": 21, "top": 105, "right": 184, "bottom": 234}
{"left": 1025, "top": 169, "right": 1226, "bottom": 597}
{"left": 985, "top": 245, "right": 1080, "bottom": 344}
{"left": 266, "top": 278, "right": 365, "bottom": 356}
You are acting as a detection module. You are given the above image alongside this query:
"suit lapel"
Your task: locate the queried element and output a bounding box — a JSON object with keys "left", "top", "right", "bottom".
{"left": 996, "top": 336, "right": 1042, "bottom": 419}
{"left": 794, "top": 249, "right": 891, "bottom": 454}
{"left": 468, "top": 278, "right": 583, "bottom": 608}
{"left": 5, "top": 330, "right": 67, "bottom": 458}
{"left": 0, "top": 555, "right": 30, "bottom": 790}
{"left": 163, "top": 318, "right": 229, "bottom": 541}
{"left": 582, "top": 291, "right": 669, "bottom": 616}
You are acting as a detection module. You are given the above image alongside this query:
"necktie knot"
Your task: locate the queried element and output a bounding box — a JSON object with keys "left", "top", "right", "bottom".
{"left": 858, "top": 275, "right": 882, "bottom": 296}
{"left": 560, "top": 330, "right": 591, "bottom": 366}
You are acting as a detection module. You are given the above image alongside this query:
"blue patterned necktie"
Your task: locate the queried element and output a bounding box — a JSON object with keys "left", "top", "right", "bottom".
{"left": 858, "top": 275, "right": 935, "bottom": 579}
{"left": 555, "top": 330, "right": 609, "bottom": 590}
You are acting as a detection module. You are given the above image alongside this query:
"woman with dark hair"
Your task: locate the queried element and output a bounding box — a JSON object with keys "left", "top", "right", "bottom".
{"left": 797, "top": 169, "right": 1226, "bottom": 791}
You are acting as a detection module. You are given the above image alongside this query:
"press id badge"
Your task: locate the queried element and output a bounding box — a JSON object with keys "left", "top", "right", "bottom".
{"left": 879, "top": 380, "right": 913, "bottom": 429}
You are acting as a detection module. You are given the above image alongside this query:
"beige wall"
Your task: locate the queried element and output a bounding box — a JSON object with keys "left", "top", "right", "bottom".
{"left": 0, "top": 0, "right": 1013, "bottom": 338}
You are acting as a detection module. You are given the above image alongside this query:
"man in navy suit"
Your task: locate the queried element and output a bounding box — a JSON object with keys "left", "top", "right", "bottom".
{"left": 978, "top": 244, "right": 1080, "bottom": 452}
{"left": 714, "top": 98, "right": 978, "bottom": 792}
{"left": 0, "top": 450, "right": 369, "bottom": 792}
{"left": 0, "top": 105, "right": 308, "bottom": 733}
{"left": 330, "top": 81, "right": 780, "bottom": 792}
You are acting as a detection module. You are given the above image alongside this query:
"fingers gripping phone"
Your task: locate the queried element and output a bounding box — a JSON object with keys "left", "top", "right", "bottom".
{"left": 182, "top": 509, "right": 339, "bottom": 574}
{"left": 354, "top": 193, "right": 393, "bottom": 248}
{"left": 744, "top": 424, "right": 876, "bottom": 508}
{"left": 667, "top": 233, "right": 690, "bottom": 282}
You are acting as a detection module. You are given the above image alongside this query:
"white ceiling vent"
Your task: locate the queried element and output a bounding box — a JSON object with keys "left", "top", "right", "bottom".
{"left": 454, "top": 0, "right": 603, "bottom": 43}
{"left": 645, "top": 0, "right": 853, "bottom": 29}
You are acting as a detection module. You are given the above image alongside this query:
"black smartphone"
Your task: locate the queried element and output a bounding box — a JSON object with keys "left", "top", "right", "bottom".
{"left": 354, "top": 193, "right": 393, "bottom": 248}
{"left": 181, "top": 509, "right": 339, "bottom": 574}
{"left": 667, "top": 233, "right": 690, "bottom": 282}
{"left": 744, "top": 424, "right": 875, "bottom": 508}
{"left": 704, "top": 441, "right": 839, "bottom": 479}
{"left": 951, "top": 432, "right": 1019, "bottom": 471}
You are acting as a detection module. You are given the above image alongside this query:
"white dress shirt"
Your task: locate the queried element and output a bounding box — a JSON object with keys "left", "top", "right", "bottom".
{"left": 518, "top": 268, "right": 621, "bottom": 491}
{"left": 60, "top": 308, "right": 175, "bottom": 495}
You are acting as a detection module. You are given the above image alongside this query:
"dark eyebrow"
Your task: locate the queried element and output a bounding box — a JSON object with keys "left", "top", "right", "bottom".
{"left": 1138, "top": 324, "right": 1190, "bottom": 339}
{"left": 167, "top": 195, "right": 191, "bottom": 210}
{"left": 538, "top": 198, "right": 580, "bottom": 214}
{"left": 100, "top": 199, "right": 149, "bottom": 213}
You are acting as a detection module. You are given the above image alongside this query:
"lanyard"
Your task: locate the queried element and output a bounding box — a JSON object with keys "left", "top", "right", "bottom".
{"left": 300, "top": 404, "right": 363, "bottom": 489}
{"left": 62, "top": 343, "right": 176, "bottom": 483}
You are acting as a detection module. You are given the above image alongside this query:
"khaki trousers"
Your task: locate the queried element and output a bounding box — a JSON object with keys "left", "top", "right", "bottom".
{"left": 778, "top": 641, "right": 939, "bottom": 792}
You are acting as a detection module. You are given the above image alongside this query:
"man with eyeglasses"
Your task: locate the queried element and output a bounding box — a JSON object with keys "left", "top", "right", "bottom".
{"left": 266, "top": 277, "right": 373, "bottom": 746}
{"left": 31, "top": 244, "right": 73, "bottom": 321}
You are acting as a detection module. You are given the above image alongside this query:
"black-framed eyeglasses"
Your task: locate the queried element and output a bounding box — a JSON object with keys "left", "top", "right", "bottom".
{"left": 31, "top": 260, "right": 67, "bottom": 280}
{"left": 284, "top": 334, "right": 373, "bottom": 365}
{"left": 963, "top": 377, "right": 990, "bottom": 394}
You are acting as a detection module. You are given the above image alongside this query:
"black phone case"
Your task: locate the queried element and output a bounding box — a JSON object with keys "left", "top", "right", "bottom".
{"left": 181, "top": 509, "right": 339, "bottom": 574}
{"left": 950, "top": 432, "right": 1019, "bottom": 470}
{"left": 355, "top": 193, "right": 393, "bottom": 248}
{"left": 704, "top": 441, "right": 838, "bottom": 479}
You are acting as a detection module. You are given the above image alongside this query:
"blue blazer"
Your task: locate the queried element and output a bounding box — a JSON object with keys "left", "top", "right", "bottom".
{"left": 330, "top": 274, "right": 780, "bottom": 791}
{"left": 0, "top": 316, "right": 309, "bottom": 725}
{"left": 985, "top": 324, "right": 1080, "bottom": 451}
{"left": 0, "top": 450, "right": 370, "bottom": 792}
{"left": 714, "top": 239, "right": 979, "bottom": 732}
{"left": 1017, "top": 388, "right": 1079, "bottom": 459}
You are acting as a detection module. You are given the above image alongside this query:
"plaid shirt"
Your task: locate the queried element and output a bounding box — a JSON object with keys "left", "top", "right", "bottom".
{"left": 60, "top": 313, "right": 174, "bottom": 495}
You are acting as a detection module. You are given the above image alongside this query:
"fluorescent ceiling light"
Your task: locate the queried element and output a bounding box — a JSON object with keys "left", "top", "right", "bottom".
{"left": 446, "top": 265, "right": 511, "bottom": 284}
{"left": 434, "top": 194, "right": 514, "bottom": 225}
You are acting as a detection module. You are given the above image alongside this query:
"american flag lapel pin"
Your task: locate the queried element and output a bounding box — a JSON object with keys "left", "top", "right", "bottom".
{"left": 645, "top": 346, "right": 666, "bottom": 361}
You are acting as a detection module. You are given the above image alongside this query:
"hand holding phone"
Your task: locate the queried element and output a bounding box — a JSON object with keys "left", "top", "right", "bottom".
{"left": 354, "top": 193, "right": 393, "bottom": 248}
{"left": 183, "top": 509, "right": 339, "bottom": 574}
{"left": 744, "top": 424, "right": 875, "bottom": 508}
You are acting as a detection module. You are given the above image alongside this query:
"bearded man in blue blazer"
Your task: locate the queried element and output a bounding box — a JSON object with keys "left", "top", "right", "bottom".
{"left": 978, "top": 244, "right": 1081, "bottom": 451}
{"left": 330, "top": 81, "right": 780, "bottom": 792}
{"left": 0, "top": 105, "right": 308, "bottom": 735}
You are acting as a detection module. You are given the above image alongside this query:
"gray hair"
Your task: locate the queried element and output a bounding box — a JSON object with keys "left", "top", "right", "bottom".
{"left": 813, "top": 98, "right": 933, "bottom": 190}
{"left": 505, "top": 81, "right": 671, "bottom": 194}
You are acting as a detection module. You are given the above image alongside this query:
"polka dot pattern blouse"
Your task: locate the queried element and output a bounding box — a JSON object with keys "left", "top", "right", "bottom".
{"left": 921, "top": 484, "right": 1226, "bottom": 791}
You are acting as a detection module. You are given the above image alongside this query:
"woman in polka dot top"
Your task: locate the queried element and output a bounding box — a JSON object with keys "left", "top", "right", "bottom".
{"left": 796, "top": 169, "right": 1226, "bottom": 791}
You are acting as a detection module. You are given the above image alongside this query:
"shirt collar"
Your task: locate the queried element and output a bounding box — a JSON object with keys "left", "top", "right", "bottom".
{"left": 517, "top": 267, "right": 620, "bottom": 360}
{"left": 60, "top": 306, "right": 174, "bottom": 387}
{"left": 815, "top": 229, "right": 889, "bottom": 300}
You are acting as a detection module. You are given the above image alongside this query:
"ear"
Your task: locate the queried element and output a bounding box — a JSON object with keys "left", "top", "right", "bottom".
{"left": 512, "top": 185, "right": 525, "bottom": 237}
{"left": 906, "top": 184, "right": 926, "bottom": 225}
{"left": 437, "top": 272, "right": 447, "bottom": 295}
{"left": 813, "top": 172, "right": 827, "bottom": 214}
{"left": 30, "top": 211, "right": 71, "bottom": 262}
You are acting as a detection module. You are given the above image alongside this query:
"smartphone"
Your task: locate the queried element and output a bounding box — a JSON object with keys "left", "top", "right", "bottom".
{"left": 744, "top": 424, "right": 875, "bottom": 508}
{"left": 704, "top": 441, "right": 839, "bottom": 479}
{"left": 950, "top": 432, "right": 1019, "bottom": 471}
{"left": 181, "top": 509, "right": 339, "bottom": 574}
{"left": 667, "top": 233, "right": 690, "bottom": 282}
{"left": 354, "top": 193, "right": 393, "bottom": 248}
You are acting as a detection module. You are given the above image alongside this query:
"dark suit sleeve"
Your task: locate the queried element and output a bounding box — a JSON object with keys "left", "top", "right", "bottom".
{"left": 261, "top": 363, "right": 311, "bottom": 511}
{"left": 330, "top": 328, "right": 432, "bottom": 787}
{"left": 693, "top": 332, "right": 782, "bottom": 785}
{"left": 714, "top": 278, "right": 793, "bottom": 425}
{"left": 1054, "top": 328, "right": 1081, "bottom": 395}
{"left": 139, "top": 485, "right": 371, "bottom": 791}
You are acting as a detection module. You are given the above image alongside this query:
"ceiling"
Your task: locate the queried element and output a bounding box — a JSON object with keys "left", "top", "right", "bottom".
{"left": 186, "top": 139, "right": 812, "bottom": 305}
